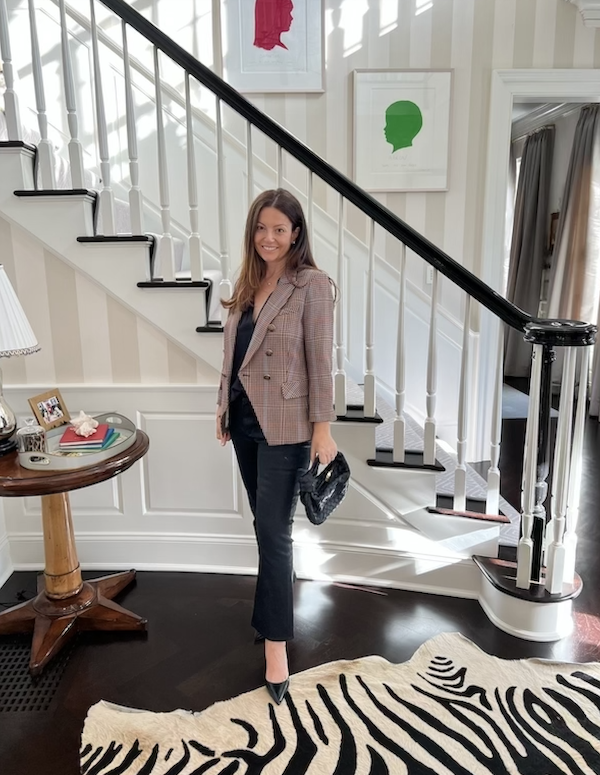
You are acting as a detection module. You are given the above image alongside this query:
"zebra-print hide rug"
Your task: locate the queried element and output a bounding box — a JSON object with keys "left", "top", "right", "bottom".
{"left": 80, "top": 632, "right": 600, "bottom": 775}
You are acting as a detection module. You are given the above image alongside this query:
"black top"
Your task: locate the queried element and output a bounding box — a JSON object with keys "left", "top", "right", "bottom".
{"left": 229, "top": 307, "right": 255, "bottom": 404}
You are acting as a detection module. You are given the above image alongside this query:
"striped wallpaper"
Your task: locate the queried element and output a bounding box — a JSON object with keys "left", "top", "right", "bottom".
{"left": 0, "top": 215, "right": 212, "bottom": 386}
{"left": 3, "top": 0, "right": 599, "bottom": 387}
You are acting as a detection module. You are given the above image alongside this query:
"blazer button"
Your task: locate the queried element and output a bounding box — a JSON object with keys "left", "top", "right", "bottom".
{"left": 267, "top": 324, "right": 275, "bottom": 331}
{"left": 263, "top": 374, "right": 271, "bottom": 380}
{"left": 265, "top": 349, "right": 273, "bottom": 356}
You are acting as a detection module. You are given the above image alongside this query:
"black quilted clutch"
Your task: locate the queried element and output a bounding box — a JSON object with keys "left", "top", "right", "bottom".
{"left": 298, "top": 452, "right": 350, "bottom": 525}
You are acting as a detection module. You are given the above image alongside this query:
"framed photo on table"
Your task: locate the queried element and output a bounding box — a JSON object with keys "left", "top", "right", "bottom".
{"left": 28, "top": 389, "right": 70, "bottom": 431}
{"left": 223, "top": 0, "right": 324, "bottom": 93}
{"left": 353, "top": 70, "right": 452, "bottom": 192}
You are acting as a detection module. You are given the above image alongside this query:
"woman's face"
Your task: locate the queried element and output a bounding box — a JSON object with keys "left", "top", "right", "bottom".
{"left": 254, "top": 206, "right": 299, "bottom": 270}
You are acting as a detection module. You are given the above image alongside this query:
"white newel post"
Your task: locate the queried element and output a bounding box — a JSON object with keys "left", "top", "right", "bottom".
{"left": 546, "top": 347, "right": 577, "bottom": 594}
{"left": 393, "top": 243, "right": 407, "bottom": 463}
{"left": 28, "top": 0, "right": 55, "bottom": 188}
{"left": 363, "top": 219, "right": 376, "bottom": 418}
{"left": 563, "top": 347, "right": 590, "bottom": 583}
{"left": 216, "top": 97, "right": 231, "bottom": 310}
{"left": 454, "top": 294, "right": 472, "bottom": 511}
{"left": 58, "top": 0, "right": 84, "bottom": 188}
{"left": 90, "top": 0, "right": 115, "bottom": 235}
{"left": 0, "top": 0, "right": 21, "bottom": 141}
{"left": 122, "top": 21, "right": 143, "bottom": 236}
{"left": 334, "top": 194, "right": 347, "bottom": 416}
{"left": 153, "top": 47, "right": 175, "bottom": 282}
{"left": 423, "top": 269, "right": 439, "bottom": 466}
{"left": 486, "top": 323, "right": 504, "bottom": 515}
{"left": 185, "top": 73, "right": 203, "bottom": 289}
{"left": 516, "top": 343, "right": 543, "bottom": 589}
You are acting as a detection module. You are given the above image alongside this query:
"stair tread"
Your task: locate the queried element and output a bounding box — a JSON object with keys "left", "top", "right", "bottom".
{"left": 14, "top": 188, "right": 96, "bottom": 197}
{"left": 473, "top": 555, "right": 582, "bottom": 603}
{"left": 427, "top": 506, "right": 510, "bottom": 524}
{"left": 336, "top": 405, "right": 384, "bottom": 424}
{"left": 368, "top": 448, "right": 445, "bottom": 472}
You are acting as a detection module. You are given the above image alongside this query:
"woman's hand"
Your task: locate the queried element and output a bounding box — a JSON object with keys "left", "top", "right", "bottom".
{"left": 216, "top": 408, "right": 231, "bottom": 446}
{"left": 310, "top": 422, "right": 337, "bottom": 466}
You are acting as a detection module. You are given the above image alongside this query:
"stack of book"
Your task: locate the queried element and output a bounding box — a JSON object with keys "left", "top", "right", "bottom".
{"left": 58, "top": 423, "right": 119, "bottom": 452}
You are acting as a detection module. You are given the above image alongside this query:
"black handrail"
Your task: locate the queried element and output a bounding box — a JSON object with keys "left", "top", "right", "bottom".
{"left": 98, "top": 0, "right": 594, "bottom": 346}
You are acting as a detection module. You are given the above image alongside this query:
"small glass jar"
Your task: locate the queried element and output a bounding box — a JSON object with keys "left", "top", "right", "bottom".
{"left": 16, "top": 419, "right": 46, "bottom": 453}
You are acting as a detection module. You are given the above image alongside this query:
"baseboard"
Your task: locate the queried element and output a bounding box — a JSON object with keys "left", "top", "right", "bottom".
{"left": 9, "top": 532, "right": 481, "bottom": 598}
{"left": 0, "top": 534, "right": 13, "bottom": 589}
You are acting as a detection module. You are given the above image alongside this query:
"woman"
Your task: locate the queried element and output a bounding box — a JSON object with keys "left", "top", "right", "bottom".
{"left": 216, "top": 188, "right": 337, "bottom": 705}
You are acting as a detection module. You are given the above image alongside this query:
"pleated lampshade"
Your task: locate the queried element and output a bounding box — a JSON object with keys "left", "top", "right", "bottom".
{"left": 0, "top": 264, "right": 40, "bottom": 357}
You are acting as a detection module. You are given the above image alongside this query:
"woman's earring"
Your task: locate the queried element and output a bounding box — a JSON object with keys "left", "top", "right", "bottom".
{"left": 292, "top": 241, "right": 296, "bottom": 245}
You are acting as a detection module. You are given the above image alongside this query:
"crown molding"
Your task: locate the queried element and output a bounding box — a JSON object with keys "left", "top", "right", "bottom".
{"left": 566, "top": 0, "right": 600, "bottom": 26}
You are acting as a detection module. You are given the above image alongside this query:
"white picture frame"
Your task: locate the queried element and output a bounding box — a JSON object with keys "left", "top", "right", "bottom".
{"left": 353, "top": 70, "right": 453, "bottom": 192}
{"left": 223, "top": 0, "right": 324, "bottom": 93}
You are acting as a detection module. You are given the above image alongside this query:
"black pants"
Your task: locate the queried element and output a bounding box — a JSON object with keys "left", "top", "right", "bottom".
{"left": 229, "top": 393, "right": 310, "bottom": 641}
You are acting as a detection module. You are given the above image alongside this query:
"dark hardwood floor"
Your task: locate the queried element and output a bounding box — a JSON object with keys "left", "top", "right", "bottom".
{"left": 2, "top": 417, "right": 600, "bottom": 775}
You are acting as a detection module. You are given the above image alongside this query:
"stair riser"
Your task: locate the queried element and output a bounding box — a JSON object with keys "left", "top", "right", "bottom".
{"left": 401, "top": 508, "right": 500, "bottom": 558}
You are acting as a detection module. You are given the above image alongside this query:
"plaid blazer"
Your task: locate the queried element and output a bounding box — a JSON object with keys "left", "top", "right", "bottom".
{"left": 217, "top": 268, "right": 336, "bottom": 446}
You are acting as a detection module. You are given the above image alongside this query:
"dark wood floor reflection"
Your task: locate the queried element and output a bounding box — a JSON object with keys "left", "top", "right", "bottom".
{"left": 2, "top": 418, "right": 600, "bottom": 775}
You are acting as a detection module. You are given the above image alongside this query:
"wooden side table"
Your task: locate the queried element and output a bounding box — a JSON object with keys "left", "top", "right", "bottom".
{"left": 0, "top": 430, "right": 149, "bottom": 674}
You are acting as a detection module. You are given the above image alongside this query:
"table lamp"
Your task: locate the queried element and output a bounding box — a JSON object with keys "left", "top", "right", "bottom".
{"left": 0, "top": 264, "right": 40, "bottom": 455}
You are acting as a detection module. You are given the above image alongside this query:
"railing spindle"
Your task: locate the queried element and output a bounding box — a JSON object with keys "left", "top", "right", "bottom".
{"left": 27, "top": 0, "right": 55, "bottom": 188}
{"left": 0, "top": 0, "right": 21, "bottom": 140}
{"left": 185, "top": 72, "right": 203, "bottom": 289}
{"left": 122, "top": 21, "right": 143, "bottom": 236}
{"left": 334, "top": 194, "right": 347, "bottom": 416}
{"left": 454, "top": 294, "right": 471, "bottom": 510}
{"left": 307, "top": 170, "right": 314, "bottom": 246}
{"left": 546, "top": 347, "right": 577, "bottom": 594}
{"left": 277, "top": 144, "right": 283, "bottom": 188}
{"left": 516, "top": 343, "right": 543, "bottom": 589}
{"left": 90, "top": 0, "right": 115, "bottom": 234}
{"left": 364, "top": 219, "right": 376, "bottom": 418}
{"left": 486, "top": 323, "right": 503, "bottom": 515}
{"left": 216, "top": 96, "right": 231, "bottom": 310}
{"left": 153, "top": 46, "right": 175, "bottom": 282}
{"left": 563, "top": 347, "right": 590, "bottom": 583}
{"left": 246, "top": 121, "right": 254, "bottom": 207}
{"left": 58, "top": 0, "right": 84, "bottom": 188}
{"left": 393, "top": 243, "right": 407, "bottom": 463}
{"left": 423, "top": 269, "right": 438, "bottom": 466}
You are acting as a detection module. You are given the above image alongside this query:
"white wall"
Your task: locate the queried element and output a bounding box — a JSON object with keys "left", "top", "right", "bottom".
{"left": 0, "top": 500, "right": 11, "bottom": 588}
{"left": 549, "top": 108, "right": 580, "bottom": 214}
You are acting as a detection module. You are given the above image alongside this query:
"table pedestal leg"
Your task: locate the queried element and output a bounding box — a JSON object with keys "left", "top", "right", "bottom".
{"left": 0, "top": 491, "right": 146, "bottom": 674}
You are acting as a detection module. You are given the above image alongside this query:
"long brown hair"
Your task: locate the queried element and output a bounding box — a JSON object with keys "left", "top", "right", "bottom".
{"left": 223, "top": 188, "right": 318, "bottom": 311}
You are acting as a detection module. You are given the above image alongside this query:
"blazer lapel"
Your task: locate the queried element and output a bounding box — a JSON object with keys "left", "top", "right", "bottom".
{"left": 241, "top": 277, "right": 296, "bottom": 369}
{"left": 223, "top": 309, "right": 241, "bottom": 379}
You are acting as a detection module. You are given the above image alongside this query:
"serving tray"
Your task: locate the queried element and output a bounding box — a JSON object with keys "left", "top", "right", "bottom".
{"left": 18, "top": 413, "right": 137, "bottom": 471}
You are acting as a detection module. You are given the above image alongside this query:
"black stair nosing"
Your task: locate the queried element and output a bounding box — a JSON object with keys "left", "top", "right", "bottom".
{"left": 78, "top": 235, "right": 151, "bottom": 243}
{"left": 0, "top": 140, "right": 36, "bottom": 152}
{"left": 426, "top": 506, "right": 510, "bottom": 525}
{"left": 14, "top": 188, "right": 97, "bottom": 198}
{"left": 367, "top": 448, "right": 445, "bottom": 472}
{"left": 196, "top": 321, "right": 224, "bottom": 333}
{"left": 336, "top": 405, "right": 384, "bottom": 424}
{"left": 138, "top": 279, "right": 210, "bottom": 289}
{"left": 472, "top": 555, "right": 583, "bottom": 603}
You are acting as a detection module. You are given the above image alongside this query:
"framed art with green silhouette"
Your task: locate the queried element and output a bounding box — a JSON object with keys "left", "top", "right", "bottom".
{"left": 353, "top": 70, "right": 452, "bottom": 192}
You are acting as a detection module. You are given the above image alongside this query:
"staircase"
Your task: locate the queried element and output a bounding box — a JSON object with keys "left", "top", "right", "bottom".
{"left": 0, "top": 0, "right": 595, "bottom": 642}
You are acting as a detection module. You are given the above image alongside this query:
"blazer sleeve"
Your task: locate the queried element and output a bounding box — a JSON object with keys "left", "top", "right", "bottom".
{"left": 303, "top": 271, "right": 336, "bottom": 423}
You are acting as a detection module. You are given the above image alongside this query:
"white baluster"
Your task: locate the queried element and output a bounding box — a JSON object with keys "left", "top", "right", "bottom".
{"left": 0, "top": 0, "right": 21, "bottom": 140}
{"left": 58, "top": 0, "right": 84, "bottom": 188}
{"left": 277, "top": 145, "right": 283, "bottom": 188}
{"left": 334, "top": 194, "right": 346, "bottom": 416}
{"left": 454, "top": 295, "right": 472, "bottom": 511}
{"left": 546, "top": 347, "right": 577, "bottom": 594}
{"left": 486, "top": 322, "right": 504, "bottom": 515}
{"left": 27, "top": 0, "right": 55, "bottom": 188}
{"left": 90, "top": 0, "right": 114, "bottom": 234}
{"left": 216, "top": 97, "right": 231, "bottom": 309}
{"left": 307, "top": 170, "right": 314, "bottom": 247}
{"left": 153, "top": 47, "right": 174, "bottom": 282}
{"left": 246, "top": 121, "right": 254, "bottom": 207}
{"left": 393, "top": 243, "right": 407, "bottom": 463}
{"left": 185, "top": 73, "right": 203, "bottom": 289}
{"left": 122, "top": 21, "right": 143, "bottom": 235}
{"left": 423, "top": 269, "right": 438, "bottom": 466}
{"left": 516, "top": 343, "right": 543, "bottom": 589}
{"left": 364, "top": 219, "right": 376, "bottom": 418}
{"left": 563, "top": 347, "right": 590, "bottom": 583}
